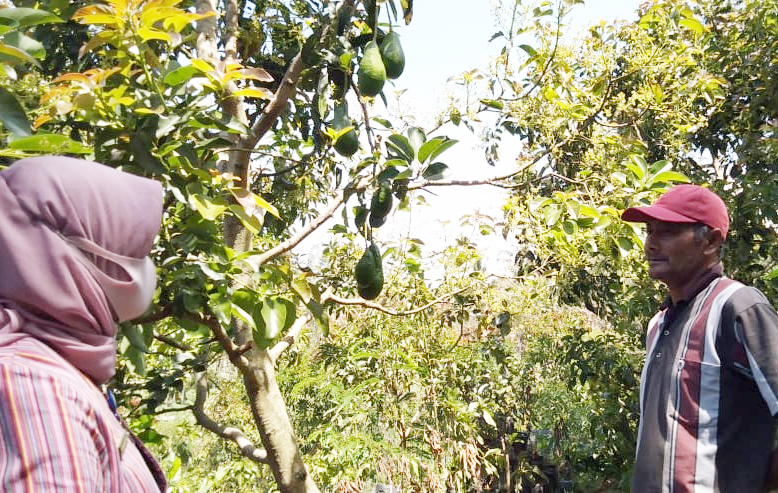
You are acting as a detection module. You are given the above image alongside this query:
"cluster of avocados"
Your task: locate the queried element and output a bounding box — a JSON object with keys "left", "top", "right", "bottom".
{"left": 357, "top": 31, "right": 405, "bottom": 97}
{"left": 331, "top": 31, "right": 405, "bottom": 158}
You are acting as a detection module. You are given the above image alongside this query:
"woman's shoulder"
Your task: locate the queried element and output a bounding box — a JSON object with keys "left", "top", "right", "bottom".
{"left": 0, "top": 335, "right": 106, "bottom": 405}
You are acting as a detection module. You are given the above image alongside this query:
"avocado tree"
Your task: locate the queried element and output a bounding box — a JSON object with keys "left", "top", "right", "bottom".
{"left": 0, "top": 0, "right": 471, "bottom": 491}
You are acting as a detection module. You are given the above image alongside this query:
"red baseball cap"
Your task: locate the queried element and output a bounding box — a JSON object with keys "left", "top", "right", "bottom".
{"left": 621, "top": 184, "right": 729, "bottom": 238}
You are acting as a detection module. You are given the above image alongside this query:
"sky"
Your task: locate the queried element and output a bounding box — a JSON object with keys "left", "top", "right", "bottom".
{"left": 392, "top": 0, "right": 645, "bottom": 118}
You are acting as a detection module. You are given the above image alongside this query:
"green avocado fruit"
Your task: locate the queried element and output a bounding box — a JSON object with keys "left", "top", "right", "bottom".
{"left": 380, "top": 31, "right": 405, "bottom": 79}
{"left": 355, "top": 243, "right": 384, "bottom": 300}
{"left": 369, "top": 182, "right": 393, "bottom": 227}
{"left": 357, "top": 41, "right": 386, "bottom": 97}
{"left": 332, "top": 102, "right": 359, "bottom": 157}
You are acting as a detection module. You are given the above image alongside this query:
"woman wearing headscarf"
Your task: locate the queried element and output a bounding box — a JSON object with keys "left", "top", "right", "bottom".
{"left": 0, "top": 156, "right": 167, "bottom": 491}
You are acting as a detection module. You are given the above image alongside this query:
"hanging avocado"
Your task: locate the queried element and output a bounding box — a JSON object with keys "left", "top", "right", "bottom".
{"left": 357, "top": 41, "right": 386, "bottom": 97}
{"left": 379, "top": 31, "right": 405, "bottom": 79}
{"left": 332, "top": 102, "right": 359, "bottom": 157}
{"left": 369, "top": 182, "right": 393, "bottom": 227}
{"left": 355, "top": 243, "right": 384, "bottom": 300}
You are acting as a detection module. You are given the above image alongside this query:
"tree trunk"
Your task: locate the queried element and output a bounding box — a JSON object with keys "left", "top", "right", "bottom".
{"left": 241, "top": 348, "right": 321, "bottom": 493}
{"left": 195, "top": 0, "right": 319, "bottom": 490}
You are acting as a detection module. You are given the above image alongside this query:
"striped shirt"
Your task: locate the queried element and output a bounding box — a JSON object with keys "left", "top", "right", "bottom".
{"left": 632, "top": 276, "right": 778, "bottom": 493}
{"left": 0, "top": 336, "right": 162, "bottom": 492}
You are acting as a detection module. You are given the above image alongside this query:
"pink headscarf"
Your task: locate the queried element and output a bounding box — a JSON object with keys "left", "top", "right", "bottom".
{"left": 0, "top": 156, "right": 163, "bottom": 384}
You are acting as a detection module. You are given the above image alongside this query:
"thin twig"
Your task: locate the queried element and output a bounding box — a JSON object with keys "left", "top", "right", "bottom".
{"left": 321, "top": 287, "right": 469, "bottom": 316}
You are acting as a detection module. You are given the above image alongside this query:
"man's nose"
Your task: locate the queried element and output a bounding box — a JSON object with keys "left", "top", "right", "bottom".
{"left": 644, "top": 232, "right": 655, "bottom": 253}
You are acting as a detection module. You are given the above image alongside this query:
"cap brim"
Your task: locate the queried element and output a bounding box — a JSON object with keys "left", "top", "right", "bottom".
{"left": 621, "top": 205, "right": 697, "bottom": 224}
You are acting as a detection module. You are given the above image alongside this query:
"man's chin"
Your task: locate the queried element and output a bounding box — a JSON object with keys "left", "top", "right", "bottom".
{"left": 647, "top": 267, "right": 668, "bottom": 283}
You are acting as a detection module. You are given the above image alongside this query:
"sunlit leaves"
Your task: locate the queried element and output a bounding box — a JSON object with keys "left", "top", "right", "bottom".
{"left": 5, "top": 133, "right": 92, "bottom": 154}
{"left": 189, "top": 193, "right": 228, "bottom": 221}
{"left": 187, "top": 59, "right": 275, "bottom": 98}
{"left": 73, "top": 0, "right": 216, "bottom": 54}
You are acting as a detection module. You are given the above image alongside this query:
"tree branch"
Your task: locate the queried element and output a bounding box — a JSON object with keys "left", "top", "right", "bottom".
{"left": 192, "top": 372, "right": 269, "bottom": 464}
{"left": 132, "top": 305, "right": 172, "bottom": 325}
{"left": 269, "top": 313, "right": 312, "bottom": 364}
{"left": 153, "top": 332, "right": 191, "bottom": 352}
{"left": 193, "top": 313, "right": 251, "bottom": 372}
{"left": 251, "top": 175, "right": 372, "bottom": 266}
{"left": 321, "top": 287, "right": 469, "bottom": 316}
{"left": 408, "top": 160, "right": 536, "bottom": 190}
{"left": 517, "top": 2, "right": 564, "bottom": 100}
{"left": 246, "top": 53, "right": 304, "bottom": 150}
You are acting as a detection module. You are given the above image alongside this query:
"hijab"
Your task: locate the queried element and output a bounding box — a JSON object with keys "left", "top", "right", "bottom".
{"left": 0, "top": 156, "right": 163, "bottom": 384}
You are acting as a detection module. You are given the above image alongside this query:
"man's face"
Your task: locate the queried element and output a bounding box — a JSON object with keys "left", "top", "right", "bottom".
{"left": 644, "top": 220, "right": 710, "bottom": 288}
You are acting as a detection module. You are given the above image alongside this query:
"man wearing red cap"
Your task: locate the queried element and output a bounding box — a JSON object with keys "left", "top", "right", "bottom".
{"left": 622, "top": 184, "right": 778, "bottom": 492}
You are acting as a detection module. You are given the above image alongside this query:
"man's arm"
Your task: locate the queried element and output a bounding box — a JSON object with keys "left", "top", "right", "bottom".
{"left": 732, "top": 295, "right": 778, "bottom": 490}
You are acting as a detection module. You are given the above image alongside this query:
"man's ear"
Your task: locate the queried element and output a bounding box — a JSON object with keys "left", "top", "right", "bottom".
{"left": 704, "top": 228, "right": 725, "bottom": 255}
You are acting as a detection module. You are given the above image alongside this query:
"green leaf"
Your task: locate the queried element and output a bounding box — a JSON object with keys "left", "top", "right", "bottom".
{"left": 227, "top": 204, "right": 262, "bottom": 235}
{"left": 616, "top": 236, "right": 634, "bottom": 256}
{"left": 480, "top": 99, "right": 504, "bottom": 110}
{"left": 189, "top": 193, "right": 228, "bottom": 221}
{"left": 0, "top": 8, "right": 62, "bottom": 29}
{"left": 422, "top": 162, "right": 448, "bottom": 180}
{"left": 625, "top": 155, "right": 647, "bottom": 180}
{"left": 407, "top": 127, "right": 426, "bottom": 154}
{"left": 8, "top": 133, "right": 91, "bottom": 153}
{"left": 137, "top": 26, "right": 172, "bottom": 43}
{"left": 377, "top": 166, "right": 400, "bottom": 183}
{"left": 121, "top": 324, "right": 149, "bottom": 352}
{"left": 307, "top": 298, "right": 329, "bottom": 337}
{"left": 163, "top": 65, "right": 202, "bottom": 86}
{"left": 384, "top": 158, "right": 409, "bottom": 168}
{"left": 0, "top": 87, "right": 30, "bottom": 136}
{"left": 418, "top": 137, "right": 457, "bottom": 164}
{"left": 518, "top": 44, "right": 537, "bottom": 58}
{"left": 0, "top": 42, "right": 39, "bottom": 67}
{"left": 529, "top": 197, "right": 553, "bottom": 212}
{"left": 649, "top": 160, "right": 672, "bottom": 175}
{"left": 543, "top": 204, "right": 562, "bottom": 226}
{"left": 562, "top": 220, "right": 578, "bottom": 239}
{"left": 291, "top": 278, "right": 313, "bottom": 303}
{"left": 124, "top": 345, "right": 146, "bottom": 376}
{"left": 231, "top": 302, "right": 257, "bottom": 330}
{"left": 208, "top": 293, "right": 232, "bottom": 327}
{"left": 482, "top": 410, "right": 497, "bottom": 428}
{"left": 231, "top": 289, "right": 260, "bottom": 330}
{"left": 2, "top": 32, "right": 45, "bottom": 59}
{"left": 649, "top": 171, "right": 690, "bottom": 185}
{"left": 386, "top": 134, "right": 414, "bottom": 162}
{"left": 764, "top": 266, "right": 778, "bottom": 281}
{"left": 611, "top": 171, "right": 628, "bottom": 185}
{"left": 594, "top": 215, "right": 612, "bottom": 232}
{"left": 679, "top": 17, "right": 704, "bottom": 35}
{"left": 578, "top": 205, "right": 601, "bottom": 219}
{"left": 256, "top": 297, "right": 295, "bottom": 348}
